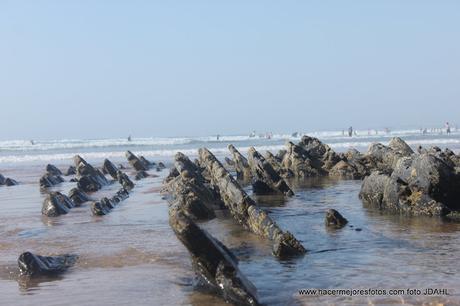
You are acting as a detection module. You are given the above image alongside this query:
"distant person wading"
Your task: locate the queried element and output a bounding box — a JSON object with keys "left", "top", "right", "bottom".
{"left": 446, "top": 122, "right": 451, "bottom": 134}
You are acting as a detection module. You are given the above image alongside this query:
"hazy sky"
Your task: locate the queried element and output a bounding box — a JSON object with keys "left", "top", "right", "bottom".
{"left": 1, "top": 1, "right": 459, "bottom": 140}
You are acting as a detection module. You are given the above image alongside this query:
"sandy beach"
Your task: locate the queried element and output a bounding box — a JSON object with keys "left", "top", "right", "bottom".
{"left": 1, "top": 131, "right": 460, "bottom": 305}
{"left": 2, "top": 1, "right": 460, "bottom": 304}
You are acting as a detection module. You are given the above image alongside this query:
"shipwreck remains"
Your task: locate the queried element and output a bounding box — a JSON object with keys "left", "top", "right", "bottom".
{"left": 228, "top": 144, "right": 252, "bottom": 180}
{"left": 325, "top": 209, "right": 348, "bottom": 228}
{"left": 162, "top": 152, "right": 222, "bottom": 220}
{"left": 18, "top": 252, "right": 78, "bottom": 276}
{"left": 198, "top": 148, "right": 306, "bottom": 258}
{"left": 247, "top": 147, "right": 294, "bottom": 196}
{"left": 74, "top": 155, "right": 109, "bottom": 192}
{"left": 169, "top": 202, "right": 260, "bottom": 306}
{"left": 42, "top": 192, "right": 77, "bottom": 217}
{"left": 68, "top": 188, "right": 92, "bottom": 205}
{"left": 91, "top": 188, "right": 130, "bottom": 216}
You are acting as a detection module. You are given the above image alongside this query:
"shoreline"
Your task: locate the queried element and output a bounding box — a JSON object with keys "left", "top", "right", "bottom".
{"left": 2, "top": 130, "right": 460, "bottom": 166}
{"left": 0, "top": 136, "right": 459, "bottom": 305}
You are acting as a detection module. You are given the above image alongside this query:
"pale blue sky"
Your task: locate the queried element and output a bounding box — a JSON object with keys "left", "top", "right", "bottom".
{"left": 1, "top": 1, "right": 459, "bottom": 139}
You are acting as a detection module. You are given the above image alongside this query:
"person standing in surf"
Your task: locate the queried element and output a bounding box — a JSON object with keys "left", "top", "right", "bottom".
{"left": 446, "top": 122, "right": 451, "bottom": 134}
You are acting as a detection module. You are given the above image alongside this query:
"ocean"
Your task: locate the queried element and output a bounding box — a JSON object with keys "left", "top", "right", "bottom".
{"left": 0, "top": 128, "right": 459, "bottom": 305}
{"left": 1, "top": 128, "right": 460, "bottom": 166}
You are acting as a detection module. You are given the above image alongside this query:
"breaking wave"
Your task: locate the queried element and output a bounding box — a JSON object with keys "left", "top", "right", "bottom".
{"left": 1, "top": 129, "right": 459, "bottom": 164}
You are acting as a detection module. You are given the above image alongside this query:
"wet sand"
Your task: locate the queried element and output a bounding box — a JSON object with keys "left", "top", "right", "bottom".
{"left": 1, "top": 158, "right": 460, "bottom": 305}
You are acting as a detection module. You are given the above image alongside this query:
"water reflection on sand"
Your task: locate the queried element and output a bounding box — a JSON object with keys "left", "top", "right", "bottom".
{"left": 0, "top": 161, "right": 459, "bottom": 305}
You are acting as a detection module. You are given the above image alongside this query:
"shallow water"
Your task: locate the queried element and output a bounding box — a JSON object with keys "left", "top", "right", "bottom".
{"left": 2, "top": 128, "right": 460, "bottom": 165}
{"left": 1, "top": 155, "right": 460, "bottom": 305}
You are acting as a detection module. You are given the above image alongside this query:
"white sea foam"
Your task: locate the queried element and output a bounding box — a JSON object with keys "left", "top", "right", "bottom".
{"left": 0, "top": 145, "right": 288, "bottom": 164}
{"left": 2, "top": 129, "right": 458, "bottom": 150}
{"left": 0, "top": 137, "right": 194, "bottom": 151}
{"left": 1, "top": 129, "right": 459, "bottom": 164}
{"left": 2, "top": 128, "right": 444, "bottom": 152}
